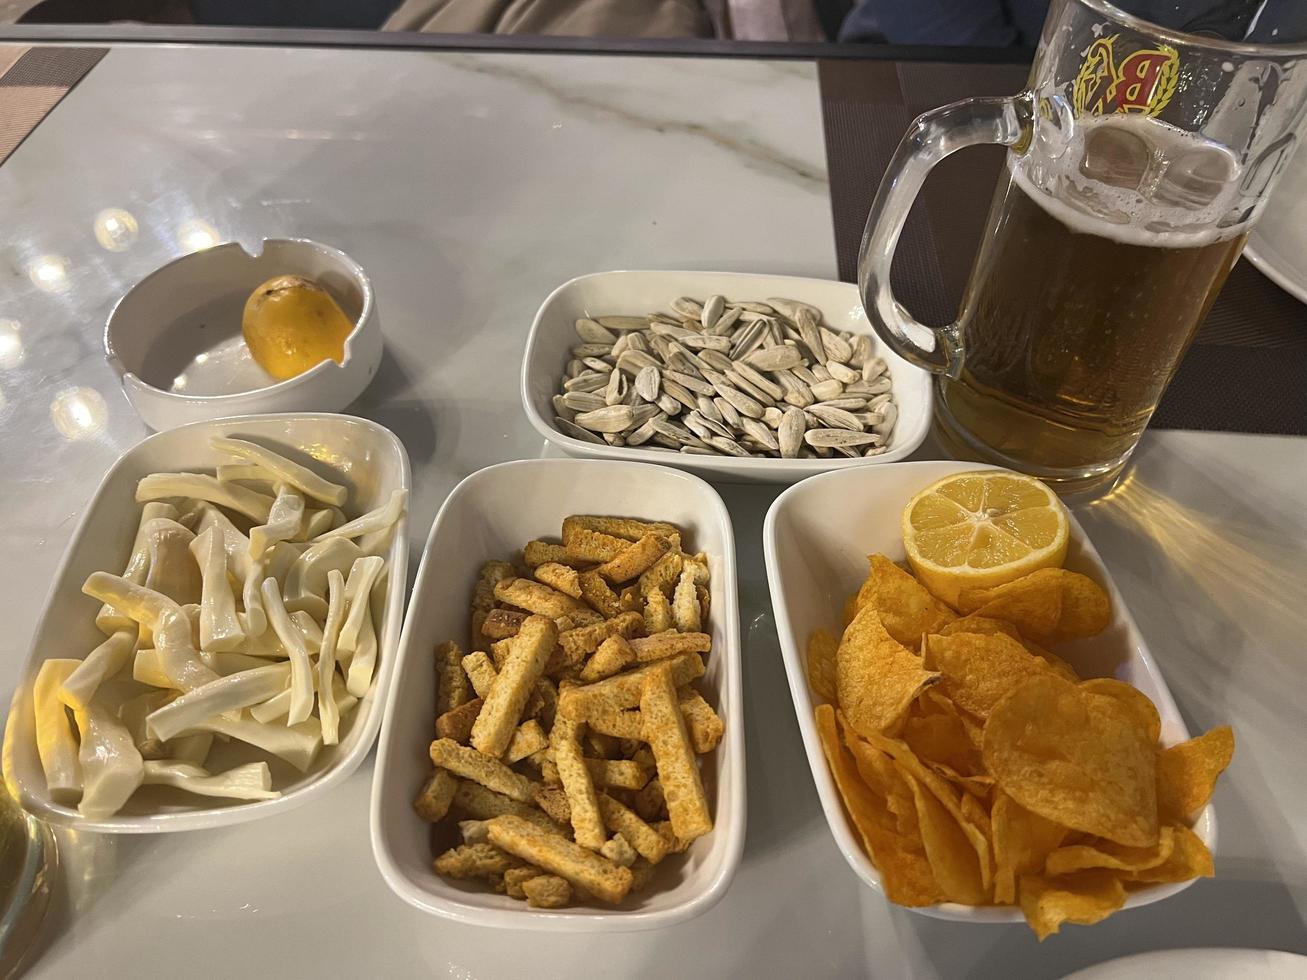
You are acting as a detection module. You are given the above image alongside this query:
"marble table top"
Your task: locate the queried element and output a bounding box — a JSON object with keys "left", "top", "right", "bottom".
{"left": 0, "top": 42, "right": 1304, "bottom": 980}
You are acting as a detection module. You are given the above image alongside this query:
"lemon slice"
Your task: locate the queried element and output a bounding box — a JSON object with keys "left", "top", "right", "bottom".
{"left": 901, "top": 470, "right": 1068, "bottom": 608}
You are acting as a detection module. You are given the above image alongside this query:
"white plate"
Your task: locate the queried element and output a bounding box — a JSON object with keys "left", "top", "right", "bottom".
{"left": 521, "top": 270, "right": 933, "bottom": 483}
{"left": 370, "top": 458, "right": 745, "bottom": 931}
{"left": 1064, "top": 948, "right": 1307, "bottom": 980}
{"left": 3, "top": 413, "right": 410, "bottom": 832}
{"left": 1245, "top": 147, "right": 1307, "bottom": 305}
{"left": 762, "top": 460, "right": 1215, "bottom": 922}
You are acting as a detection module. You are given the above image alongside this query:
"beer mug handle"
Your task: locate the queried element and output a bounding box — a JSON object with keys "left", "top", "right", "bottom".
{"left": 857, "top": 94, "right": 1034, "bottom": 376}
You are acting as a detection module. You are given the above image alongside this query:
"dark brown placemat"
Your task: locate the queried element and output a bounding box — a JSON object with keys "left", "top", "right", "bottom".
{"left": 819, "top": 58, "right": 1307, "bottom": 435}
{"left": 0, "top": 46, "right": 106, "bottom": 167}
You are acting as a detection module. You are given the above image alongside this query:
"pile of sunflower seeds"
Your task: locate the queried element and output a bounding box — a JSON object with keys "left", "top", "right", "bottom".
{"left": 551, "top": 296, "right": 896, "bottom": 459}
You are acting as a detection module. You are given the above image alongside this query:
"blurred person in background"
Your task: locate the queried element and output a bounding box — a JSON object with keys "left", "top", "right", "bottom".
{"left": 840, "top": 0, "right": 1304, "bottom": 45}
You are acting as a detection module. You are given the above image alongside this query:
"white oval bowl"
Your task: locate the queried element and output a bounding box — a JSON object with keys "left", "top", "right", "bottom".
{"left": 105, "top": 239, "right": 382, "bottom": 431}
{"left": 370, "top": 458, "right": 745, "bottom": 931}
{"left": 3, "top": 413, "right": 410, "bottom": 833}
{"left": 521, "top": 271, "right": 933, "bottom": 483}
{"left": 762, "top": 460, "right": 1216, "bottom": 922}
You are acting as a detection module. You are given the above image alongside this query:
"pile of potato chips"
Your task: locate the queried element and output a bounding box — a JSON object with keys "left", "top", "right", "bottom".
{"left": 808, "top": 554, "right": 1234, "bottom": 938}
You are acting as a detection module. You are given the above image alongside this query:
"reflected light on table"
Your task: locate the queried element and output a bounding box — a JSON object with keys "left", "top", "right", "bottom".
{"left": 93, "top": 208, "right": 139, "bottom": 252}
{"left": 28, "top": 256, "right": 69, "bottom": 293}
{"left": 1088, "top": 469, "right": 1306, "bottom": 627}
{"left": 177, "top": 219, "right": 220, "bottom": 253}
{"left": 0, "top": 320, "right": 22, "bottom": 369}
{"left": 50, "top": 387, "right": 107, "bottom": 441}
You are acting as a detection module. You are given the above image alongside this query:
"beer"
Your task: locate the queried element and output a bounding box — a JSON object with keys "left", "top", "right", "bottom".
{"left": 936, "top": 116, "right": 1247, "bottom": 485}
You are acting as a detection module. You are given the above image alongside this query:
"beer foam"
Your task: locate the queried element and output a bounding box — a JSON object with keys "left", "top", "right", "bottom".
{"left": 1009, "top": 115, "right": 1250, "bottom": 249}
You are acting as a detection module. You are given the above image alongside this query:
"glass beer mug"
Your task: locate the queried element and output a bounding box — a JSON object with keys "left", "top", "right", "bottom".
{"left": 858, "top": 0, "right": 1307, "bottom": 491}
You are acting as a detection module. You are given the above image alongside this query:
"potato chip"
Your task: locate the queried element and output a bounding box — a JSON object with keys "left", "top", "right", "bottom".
{"left": 991, "top": 790, "right": 1066, "bottom": 905}
{"left": 863, "top": 555, "right": 956, "bottom": 650}
{"left": 814, "top": 705, "right": 943, "bottom": 906}
{"left": 1018, "top": 870, "right": 1127, "bottom": 941}
{"left": 841, "top": 720, "right": 919, "bottom": 839}
{"left": 923, "top": 631, "right": 1052, "bottom": 721}
{"left": 900, "top": 763, "right": 988, "bottom": 905}
{"left": 1122, "top": 823, "right": 1214, "bottom": 883}
{"left": 1046, "top": 825, "right": 1174, "bottom": 876}
{"left": 939, "top": 616, "right": 1079, "bottom": 682}
{"left": 1156, "top": 725, "right": 1234, "bottom": 821}
{"left": 856, "top": 718, "right": 993, "bottom": 895}
{"left": 805, "top": 628, "right": 838, "bottom": 703}
{"left": 1080, "top": 678, "right": 1161, "bottom": 744}
{"left": 837, "top": 604, "right": 940, "bottom": 738}
{"left": 899, "top": 700, "right": 982, "bottom": 777}
{"left": 958, "top": 569, "right": 1110, "bottom": 644}
{"left": 983, "top": 674, "right": 1158, "bottom": 847}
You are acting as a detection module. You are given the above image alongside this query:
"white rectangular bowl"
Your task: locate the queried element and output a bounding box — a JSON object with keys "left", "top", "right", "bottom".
{"left": 3, "top": 413, "right": 410, "bottom": 833}
{"left": 370, "top": 458, "right": 745, "bottom": 931}
{"left": 521, "top": 271, "right": 933, "bottom": 483}
{"left": 762, "top": 460, "right": 1215, "bottom": 922}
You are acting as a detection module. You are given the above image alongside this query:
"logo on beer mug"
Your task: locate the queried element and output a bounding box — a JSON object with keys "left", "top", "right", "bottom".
{"left": 1073, "top": 35, "right": 1179, "bottom": 117}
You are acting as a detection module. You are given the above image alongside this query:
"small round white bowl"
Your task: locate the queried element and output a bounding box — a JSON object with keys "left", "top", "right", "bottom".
{"left": 105, "top": 239, "right": 382, "bottom": 431}
{"left": 521, "top": 270, "right": 933, "bottom": 484}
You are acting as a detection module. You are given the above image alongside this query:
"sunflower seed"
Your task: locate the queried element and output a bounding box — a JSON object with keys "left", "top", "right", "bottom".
{"left": 709, "top": 306, "right": 742, "bottom": 336}
{"left": 811, "top": 364, "right": 832, "bottom": 383}
{"left": 822, "top": 330, "right": 853, "bottom": 364}
{"left": 847, "top": 377, "right": 892, "bottom": 397}
{"left": 779, "top": 407, "right": 806, "bottom": 458}
{"left": 767, "top": 297, "right": 821, "bottom": 322}
{"left": 874, "top": 402, "right": 898, "bottom": 439}
{"left": 657, "top": 393, "right": 682, "bottom": 415}
{"left": 596, "top": 316, "right": 650, "bottom": 330}
{"left": 774, "top": 370, "right": 815, "bottom": 408}
{"left": 708, "top": 436, "right": 749, "bottom": 457}
{"left": 701, "top": 295, "right": 725, "bottom": 331}
{"left": 671, "top": 297, "right": 702, "bottom": 318}
{"left": 762, "top": 406, "right": 784, "bottom": 428}
{"left": 581, "top": 356, "right": 612, "bottom": 373}
{"left": 809, "top": 379, "right": 845, "bottom": 401}
{"left": 564, "top": 370, "right": 610, "bottom": 393}
{"left": 697, "top": 348, "right": 734, "bottom": 373}
{"left": 713, "top": 383, "right": 765, "bottom": 420}
{"left": 739, "top": 417, "right": 779, "bottom": 450}
{"left": 683, "top": 413, "right": 716, "bottom": 442}
{"left": 852, "top": 412, "right": 885, "bottom": 427}
{"left": 725, "top": 369, "right": 777, "bottom": 407}
{"left": 804, "top": 428, "right": 881, "bottom": 448}
{"left": 562, "top": 391, "right": 607, "bottom": 412}
{"left": 635, "top": 365, "right": 661, "bottom": 402}
{"left": 625, "top": 416, "right": 662, "bottom": 446}
{"left": 666, "top": 342, "right": 708, "bottom": 375}
{"left": 732, "top": 361, "right": 784, "bottom": 400}
{"left": 574, "top": 405, "right": 635, "bottom": 433}
{"left": 555, "top": 417, "right": 604, "bottom": 444}
{"left": 575, "top": 318, "right": 617, "bottom": 344}
{"left": 867, "top": 392, "right": 892, "bottom": 411}
{"left": 604, "top": 433, "right": 625, "bottom": 447}
{"left": 795, "top": 308, "right": 827, "bottom": 364}
{"left": 728, "top": 318, "right": 768, "bottom": 360}
{"left": 681, "top": 333, "right": 732, "bottom": 352}
{"left": 732, "top": 300, "right": 775, "bottom": 314}
{"left": 849, "top": 335, "right": 872, "bottom": 368}
{"left": 572, "top": 343, "right": 615, "bottom": 360}
{"left": 553, "top": 395, "right": 573, "bottom": 421}
{"left": 661, "top": 378, "right": 700, "bottom": 411}
{"left": 604, "top": 369, "right": 627, "bottom": 406}
{"left": 649, "top": 321, "right": 697, "bottom": 342}
{"left": 743, "top": 345, "right": 804, "bottom": 372}
{"left": 862, "top": 357, "right": 888, "bottom": 382}
{"left": 864, "top": 445, "right": 890, "bottom": 457}
{"left": 664, "top": 370, "right": 714, "bottom": 396}
{"left": 625, "top": 332, "right": 649, "bottom": 354}
{"left": 792, "top": 365, "right": 819, "bottom": 386}
{"left": 814, "top": 396, "right": 867, "bottom": 411}
{"left": 826, "top": 361, "right": 860, "bottom": 384}
{"left": 566, "top": 359, "right": 584, "bottom": 379}
{"left": 714, "top": 396, "right": 742, "bottom": 428}
{"left": 616, "top": 350, "right": 659, "bottom": 375}
{"left": 808, "top": 405, "right": 863, "bottom": 431}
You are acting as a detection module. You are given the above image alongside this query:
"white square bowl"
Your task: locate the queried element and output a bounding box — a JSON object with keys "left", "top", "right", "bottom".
{"left": 3, "top": 413, "right": 410, "bottom": 833}
{"left": 762, "top": 460, "right": 1216, "bottom": 922}
{"left": 521, "top": 271, "right": 933, "bottom": 483}
{"left": 370, "top": 458, "right": 745, "bottom": 931}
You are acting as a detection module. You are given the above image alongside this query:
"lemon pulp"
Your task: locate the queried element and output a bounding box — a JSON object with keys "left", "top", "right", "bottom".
{"left": 241, "top": 275, "right": 353, "bottom": 381}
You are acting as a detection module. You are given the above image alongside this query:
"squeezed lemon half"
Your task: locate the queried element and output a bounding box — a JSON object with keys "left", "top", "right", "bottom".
{"left": 242, "top": 275, "right": 353, "bottom": 381}
{"left": 901, "top": 470, "right": 1069, "bottom": 607}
